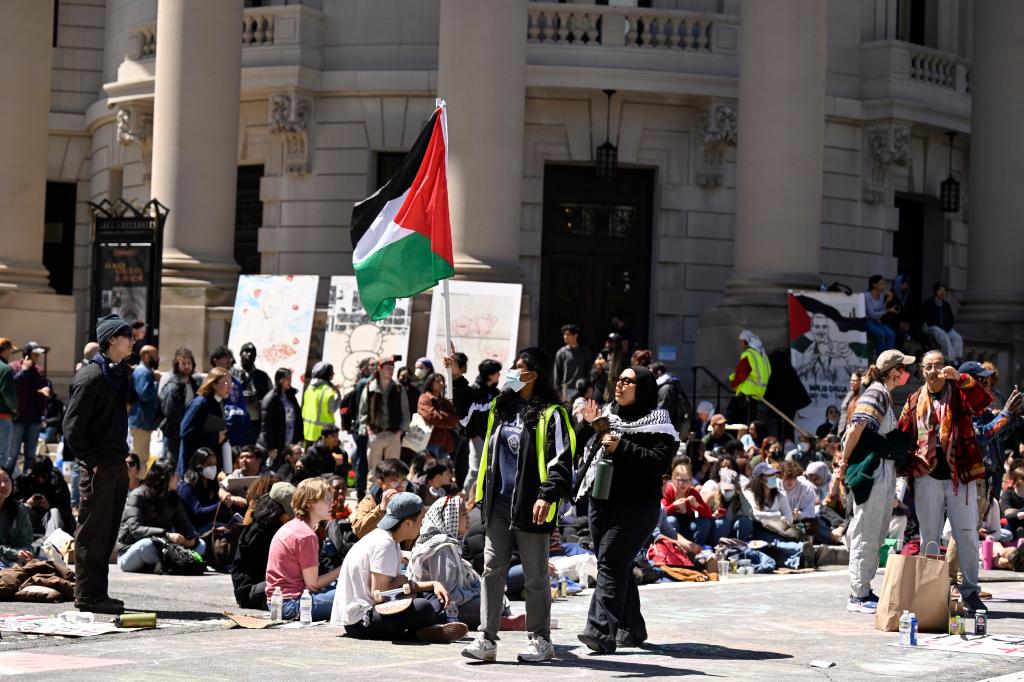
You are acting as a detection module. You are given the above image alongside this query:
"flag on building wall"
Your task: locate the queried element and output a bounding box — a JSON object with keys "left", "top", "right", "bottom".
{"left": 350, "top": 103, "right": 454, "bottom": 320}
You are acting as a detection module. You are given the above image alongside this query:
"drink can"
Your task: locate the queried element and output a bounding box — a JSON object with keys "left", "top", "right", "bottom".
{"left": 558, "top": 577, "right": 568, "bottom": 598}
{"left": 974, "top": 610, "right": 987, "bottom": 636}
{"left": 949, "top": 615, "right": 959, "bottom": 635}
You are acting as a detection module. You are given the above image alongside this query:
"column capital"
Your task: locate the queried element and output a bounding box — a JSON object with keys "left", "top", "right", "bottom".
{"left": 116, "top": 104, "right": 154, "bottom": 180}
{"left": 695, "top": 99, "right": 737, "bottom": 189}
{"left": 268, "top": 92, "right": 313, "bottom": 175}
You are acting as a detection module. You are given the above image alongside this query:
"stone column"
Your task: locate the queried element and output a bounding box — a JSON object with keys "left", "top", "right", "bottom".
{"left": 695, "top": 0, "right": 827, "bottom": 377}
{"left": 958, "top": 1, "right": 1024, "bottom": 327}
{"left": 437, "top": 0, "right": 526, "bottom": 282}
{"left": 0, "top": 0, "right": 55, "bottom": 292}
{"left": 151, "top": 0, "right": 242, "bottom": 297}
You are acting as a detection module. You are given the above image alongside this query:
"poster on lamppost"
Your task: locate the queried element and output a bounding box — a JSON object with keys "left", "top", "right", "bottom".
{"left": 96, "top": 244, "right": 150, "bottom": 325}
{"left": 425, "top": 280, "right": 522, "bottom": 383}
{"left": 322, "top": 275, "right": 411, "bottom": 397}
{"left": 788, "top": 290, "right": 869, "bottom": 434}
{"left": 227, "top": 275, "right": 319, "bottom": 398}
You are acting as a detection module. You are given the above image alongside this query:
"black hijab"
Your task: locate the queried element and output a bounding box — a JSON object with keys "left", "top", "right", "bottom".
{"left": 610, "top": 365, "right": 658, "bottom": 422}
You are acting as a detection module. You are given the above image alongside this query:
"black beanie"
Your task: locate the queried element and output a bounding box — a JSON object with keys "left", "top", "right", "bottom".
{"left": 96, "top": 314, "right": 132, "bottom": 346}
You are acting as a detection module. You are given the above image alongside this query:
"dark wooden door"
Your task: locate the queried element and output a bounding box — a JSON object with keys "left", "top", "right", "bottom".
{"left": 539, "top": 165, "right": 654, "bottom": 357}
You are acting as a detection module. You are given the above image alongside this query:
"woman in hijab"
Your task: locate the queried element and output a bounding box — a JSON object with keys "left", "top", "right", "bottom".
{"left": 408, "top": 496, "right": 482, "bottom": 628}
{"left": 575, "top": 365, "right": 679, "bottom": 654}
{"left": 804, "top": 461, "right": 832, "bottom": 504}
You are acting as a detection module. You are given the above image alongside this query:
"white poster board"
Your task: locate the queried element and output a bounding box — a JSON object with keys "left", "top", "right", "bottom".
{"left": 228, "top": 275, "right": 318, "bottom": 398}
{"left": 322, "top": 276, "right": 411, "bottom": 397}
{"left": 425, "top": 281, "right": 522, "bottom": 381}
{"left": 788, "top": 290, "right": 869, "bottom": 434}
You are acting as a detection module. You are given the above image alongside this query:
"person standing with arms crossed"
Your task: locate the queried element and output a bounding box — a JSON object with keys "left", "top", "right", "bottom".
{"left": 63, "top": 315, "right": 136, "bottom": 614}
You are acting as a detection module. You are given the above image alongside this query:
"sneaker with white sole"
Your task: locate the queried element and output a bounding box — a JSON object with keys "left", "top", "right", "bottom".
{"left": 461, "top": 633, "right": 497, "bottom": 662}
{"left": 517, "top": 634, "right": 554, "bottom": 662}
{"left": 846, "top": 594, "right": 878, "bottom": 613}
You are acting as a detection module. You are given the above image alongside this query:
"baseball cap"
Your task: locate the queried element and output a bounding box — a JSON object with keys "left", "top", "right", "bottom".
{"left": 875, "top": 349, "right": 915, "bottom": 373}
{"left": 22, "top": 341, "right": 47, "bottom": 356}
{"left": 269, "top": 482, "right": 296, "bottom": 517}
{"left": 752, "top": 462, "right": 778, "bottom": 478}
{"left": 0, "top": 338, "right": 18, "bottom": 354}
{"left": 377, "top": 492, "right": 423, "bottom": 531}
{"left": 957, "top": 360, "right": 993, "bottom": 378}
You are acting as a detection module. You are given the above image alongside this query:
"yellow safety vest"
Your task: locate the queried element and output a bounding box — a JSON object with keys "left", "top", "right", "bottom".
{"left": 731, "top": 347, "right": 771, "bottom": 400}
{"left": 302, "top": 382, "right": 336, "bottom": 442}
{"left": 475, "top": 401, "right": 576, "bottom": 524}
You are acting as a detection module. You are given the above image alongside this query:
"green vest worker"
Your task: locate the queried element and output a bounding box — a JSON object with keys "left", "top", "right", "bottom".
{"left": 729, "top": 330, "right": 771, "bottom": 400}
{"left": 303, "top": 361, "right": 340, "bottom": 444}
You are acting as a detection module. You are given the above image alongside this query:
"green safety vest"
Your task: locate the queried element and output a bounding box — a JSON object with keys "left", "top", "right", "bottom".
{"left": 733, "top": 347, "right": 771, "bottom": 400}
{"left": 475, "top": 401, "right": 576, "bottom": 524}
{"left": 302, "top": 382, "right": 336, "bottom": 442}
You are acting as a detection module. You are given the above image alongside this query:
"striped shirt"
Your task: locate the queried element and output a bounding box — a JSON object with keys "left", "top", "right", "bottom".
{"left": 849, "top": 381, "right": 894, "bottom": 434}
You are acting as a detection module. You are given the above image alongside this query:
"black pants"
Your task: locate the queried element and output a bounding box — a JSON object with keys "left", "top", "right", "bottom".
{"left": 74, "top": 461, "right": 129, "bottom": 604}
{"left": 583, "top": 501, "right": 661, "bottom": 650}
{"left": 344, "top": 594, "right": 443, "bottom": 640}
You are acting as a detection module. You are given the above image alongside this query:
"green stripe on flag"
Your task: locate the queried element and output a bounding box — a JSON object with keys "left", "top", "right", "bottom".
{"left": 353, "top": 231, "right": 455, "bottom": 320}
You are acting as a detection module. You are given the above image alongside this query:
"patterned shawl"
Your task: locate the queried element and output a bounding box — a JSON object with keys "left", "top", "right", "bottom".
{"left": 409, "top": 496, "right": 479, "bottom": 589}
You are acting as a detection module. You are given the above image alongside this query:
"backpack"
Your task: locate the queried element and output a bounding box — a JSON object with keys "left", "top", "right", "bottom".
{"left": 152, "top": 537, "right": 207, "bottom": 576}
{"left": 646, "top": 536, "right": 695, "bottom": 568}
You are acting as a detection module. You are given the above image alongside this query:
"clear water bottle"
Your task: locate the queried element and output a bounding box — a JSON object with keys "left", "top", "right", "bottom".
{"left": 445, "top": 605, "right": 459, "bottom": 623}
{"left": 59, "top": 611, "right": 95, "bottom": 624}
{"left": 270, "top": 586, "right": 283, "bottom": 621}
{"left": 898, "top": 610, "right": 911, "bottom": 647}
{"left": 299, "top": 589, "right": 312, "bottom": 626}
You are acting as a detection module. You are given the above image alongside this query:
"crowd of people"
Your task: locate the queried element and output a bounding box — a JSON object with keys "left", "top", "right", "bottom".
{"left": 2, "top": 308, "right": 1024, "bottom": 658}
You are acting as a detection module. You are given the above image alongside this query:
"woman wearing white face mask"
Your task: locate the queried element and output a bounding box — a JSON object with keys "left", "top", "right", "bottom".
{"left": 711, "top": 469, "right": 754, "bottom": 542}
{"left": 744, "top": 462, "right": 806, "bottom": 570}
{"left": 457, "top": 347, "right": 574, "bottom": 664}
{"left": 178, "top": 447, "right": 246, "bottom": 534}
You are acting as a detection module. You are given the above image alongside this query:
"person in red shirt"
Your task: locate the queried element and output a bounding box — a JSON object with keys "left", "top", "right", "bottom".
{"left": 661, "top": 463, "right": 714, "bottom": 546}
{"left": 265, "top": 477, "right": 340, "bottom": 620}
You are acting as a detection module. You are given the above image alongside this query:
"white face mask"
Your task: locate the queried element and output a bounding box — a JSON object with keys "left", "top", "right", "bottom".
{"left": 722, "top": 489, "right": 735, "bottom": 501}
{"left": 503, "top": 369, "right": 527, "bottom": 393}
{"left": 414, "top": 367, "right": 428, "bottom": 380}
{"left": 797, "top": 442, "right": 810, "bottom": 453}
{"left": 201, "top": 465, "right": 217, "bottom": 481}
{"left": 765, "top": 476, "right": 778, "bottom": 490}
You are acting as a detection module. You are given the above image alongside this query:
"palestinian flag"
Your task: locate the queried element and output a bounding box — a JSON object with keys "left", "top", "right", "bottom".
{"left": 351, "top": 102, "right": 454, "bottom": 320}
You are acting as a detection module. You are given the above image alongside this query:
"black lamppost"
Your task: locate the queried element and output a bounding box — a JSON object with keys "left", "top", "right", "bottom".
{"left": 940, "top": 131, "right": 960, "bottom": 213}
{"left": 595, "top": 89, "right": 618, "bottom": 177}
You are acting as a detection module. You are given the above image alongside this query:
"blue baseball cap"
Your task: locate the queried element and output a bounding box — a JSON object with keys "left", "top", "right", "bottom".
{"left": 377, "top": 492, "right": 423, "bottom": 531}
{"left": 958, "top": 361, "right": 993, "bottom": 378}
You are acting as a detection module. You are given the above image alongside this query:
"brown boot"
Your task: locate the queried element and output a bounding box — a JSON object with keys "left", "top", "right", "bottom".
{"left": 416, "top": 622, "right": 469, "bottom": 643}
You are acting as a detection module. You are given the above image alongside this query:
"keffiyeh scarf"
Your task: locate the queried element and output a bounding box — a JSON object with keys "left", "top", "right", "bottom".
{"left": 409, "top": 496, "right": 480, "bottom": 590}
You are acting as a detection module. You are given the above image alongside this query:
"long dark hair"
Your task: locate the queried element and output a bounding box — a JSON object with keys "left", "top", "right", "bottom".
{"left": 751, "top": 472, "right": 777, "bottom": 510}
{"left": 251, "top": 493, "right": 286, "bottom": 527}
{"left": 494, "top": 347, "right": 559, "bottom": 428}
{"left": 183, "top": 447, "right": 216, "bottom": 486}
{"left": 141, "top": 459, "right": 177, "bottom": 502}
{"left": 0, "top": 467, "right": 17, "bottom": 517}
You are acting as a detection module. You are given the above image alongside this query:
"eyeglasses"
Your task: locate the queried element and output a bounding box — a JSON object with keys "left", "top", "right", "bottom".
{"left": 921, "top": 364, "right": 943, "bottom": 371}
{"left": 674, "top": 478, "right": 692, "bottom": 485}
{"left": 616, "top": 376, "right": 636, "bottom": 386}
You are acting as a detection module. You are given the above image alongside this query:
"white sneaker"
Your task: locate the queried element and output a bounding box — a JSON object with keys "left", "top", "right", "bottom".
{"left": 461, "top": 633, "right": 497, "bottom": 662}
{"left": 517, "top": 634, "right": 554, "bottom": 662}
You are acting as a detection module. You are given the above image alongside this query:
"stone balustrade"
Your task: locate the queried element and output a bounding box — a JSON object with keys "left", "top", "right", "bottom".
{"left": 527, "top": 2, "right": 732, "bottom": 53}
{"left": 908, "top": 46, "right": 960, "bottom": 90}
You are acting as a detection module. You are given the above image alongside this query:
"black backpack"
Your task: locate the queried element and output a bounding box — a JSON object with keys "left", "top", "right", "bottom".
{"left": 152, "top": 537, "right": 207, "bottom": 576}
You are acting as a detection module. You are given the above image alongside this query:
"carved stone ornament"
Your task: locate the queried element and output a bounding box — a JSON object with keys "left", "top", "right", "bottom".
{"left": 268, "top": 93, "right": 312, "bottom": 174}
{"left": 863, "top": 125, "right": 911, "bottom": 203}
{"left": 695, "top": 103, "right": 737, "bottom": 188}
{"left": 115, "top": 105, "right": 154, "bottom": 180}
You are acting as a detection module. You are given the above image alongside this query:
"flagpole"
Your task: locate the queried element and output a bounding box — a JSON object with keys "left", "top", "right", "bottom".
{"left": 443, "top": 278, "right": 454, "bottom": 400}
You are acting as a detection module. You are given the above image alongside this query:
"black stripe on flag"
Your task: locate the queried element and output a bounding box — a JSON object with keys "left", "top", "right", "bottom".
{"left": 795, "top": 294, "right": 867, "bottom": 332}
{"left": 349, "top": 109, "right": 440, "bottom": 250}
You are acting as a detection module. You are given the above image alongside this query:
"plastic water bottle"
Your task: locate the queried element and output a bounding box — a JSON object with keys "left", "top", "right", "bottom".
{"left": 59, "top": 611, "right": 94, "bottom": 624}
{"left": 898, "top": 610, "right": 911, "bottom": 647}
{"left": 909, "top": 612, "right": 918, "bottom": 646}
{"left": 445, "top": 605, "right": 459, "bottom": 623}
{"left": 270, "top": 587, "right": 283, "bottom": 621}
{"left": 299, "top": 589, "right": 312, "bottom": 626}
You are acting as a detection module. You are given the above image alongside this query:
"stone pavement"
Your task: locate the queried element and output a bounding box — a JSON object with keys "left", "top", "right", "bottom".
{"left": 1, "top": 566, "right": 1024, "bottom": 680}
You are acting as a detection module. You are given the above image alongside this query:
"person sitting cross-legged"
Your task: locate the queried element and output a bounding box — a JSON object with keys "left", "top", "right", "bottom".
{"left": 330, "top": 491, "right": 467, "bottom": 643}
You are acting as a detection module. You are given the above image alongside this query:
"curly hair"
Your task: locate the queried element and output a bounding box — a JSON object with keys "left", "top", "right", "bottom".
{"left": 494, "top": 347, "right": 560, "bottom": 428}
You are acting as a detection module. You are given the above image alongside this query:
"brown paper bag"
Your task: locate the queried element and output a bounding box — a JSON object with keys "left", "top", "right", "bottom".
{"left": 874, "top": 551, "right": 949, "bottom": 632}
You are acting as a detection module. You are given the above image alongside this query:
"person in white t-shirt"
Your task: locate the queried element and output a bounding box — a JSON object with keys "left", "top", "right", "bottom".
{"left": 330, "top": 491, "right": 468, "bottom": 643}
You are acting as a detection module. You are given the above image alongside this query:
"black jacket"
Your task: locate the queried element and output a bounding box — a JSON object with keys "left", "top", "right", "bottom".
{"left": 231, "top": 513, "right": 284, "bottom": 608}
{"left": 116, "top": 486, "right": 198, "bottom": 552}
{"left": 257, "top": 387, "right": 302, "bottom": 454}
{"left": 466, "top": 381, "right": 500, "bottom": 439}
{"left": 63, "top": 360, "right": 132, "bottom": 469}
{"left": 160, "top": 372, "right": 198, "bottom": 455}
{"left": 575, "top": 424, "right": 676, "bottom": 508}
{"left": 452, "top": 375, "right": 472, "bottom": 419}
{"left": 305, "top": 441, "right": 348, "bottom": 477}
{"left": 477, "top": 404, "right": 573, "bottom": 533}
{"left": 15, "top": 470, "right": 76, "bottom": 534}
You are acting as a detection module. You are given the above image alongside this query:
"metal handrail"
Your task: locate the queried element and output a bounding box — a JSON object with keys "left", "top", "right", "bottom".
{"left": 690, "top": 365, "right": 732, "bottom": 426}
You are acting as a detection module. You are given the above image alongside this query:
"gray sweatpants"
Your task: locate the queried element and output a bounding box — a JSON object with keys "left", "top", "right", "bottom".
{"left": 480, "top": 497, "right": 551, "bottom": 642}
{"left": 915, "top": 474, "right": 980, "bottom": 597}
{"left": 848, "top": 460, "right": 897, "bottom": 598}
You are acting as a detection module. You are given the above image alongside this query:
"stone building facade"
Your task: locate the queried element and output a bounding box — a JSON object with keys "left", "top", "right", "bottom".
{"left": 1, "top": 0, "right": 1022, "bottom": 398}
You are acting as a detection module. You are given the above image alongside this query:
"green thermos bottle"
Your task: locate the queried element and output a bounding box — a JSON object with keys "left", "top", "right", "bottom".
{"left": 590, "top": 453, "right": 614, "bottom": 500}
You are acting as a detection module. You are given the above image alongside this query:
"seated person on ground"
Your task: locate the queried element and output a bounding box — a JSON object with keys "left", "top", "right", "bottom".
{"left": 352, "top": 458, "right": 418, "bottom": 541}
{"left": 1001, "top": 467, "right": 1024, "bottom": 540}
{"left": 232, "top": 482, "right": 295, "bottom": 609}
{"left": 709, "top": 469, "right": 754, "bottom": 542}
{"left": 305, "top": 425, "right": 348, "bottom": 477}
{"left": 418, "top": 461, "right": 457, "bottom": 508}
{"left": 745, "top": 462, "right": 806, "bottom": 570}
{"left": 275, "top": 442, "right": 304, "bottom": 482}
{"left": 227, "top": 444, "right": 272, "bottom": 479}
{"left": 408, "top": 495, "right": 482, "bottom": 629}
{"left": 0, "top": 467, "right": 33, "bottom": 568}
{"left": 241, "top": 474, "right": 280, "bottom": 525}
{"left": 126, "top": 452, "right": 143, "bottom": 491}
{"left": 15, "top": 455, "right": 75, "bottom": 536}
{"left": 178, "top": 447, "right": 247, "bottom": 534}
{"left": 116, "top": 460, "right": 205, "bottom": 573}
{"left": 265, "top": 478, "right": 340, "bottom": 621}
{"left": 330, "top": 492, "right": 465, "bottom": 643}
{"left": 661, "top": 463, "right": 714, "bottom": 546}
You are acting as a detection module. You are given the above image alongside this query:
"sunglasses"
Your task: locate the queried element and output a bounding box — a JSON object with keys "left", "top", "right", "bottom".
{"left": 616, "top": 376, "right": 636, "bottom": 386}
